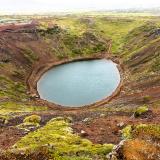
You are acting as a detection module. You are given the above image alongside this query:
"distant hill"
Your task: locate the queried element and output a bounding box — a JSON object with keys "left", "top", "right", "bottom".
{"left": 105, "top": 7, "right": 160, "bottom": 15}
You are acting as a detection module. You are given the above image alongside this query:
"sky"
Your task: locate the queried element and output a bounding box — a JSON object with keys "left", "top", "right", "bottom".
{"left": 0, "top": 0, "right": 160, "bottom": 14}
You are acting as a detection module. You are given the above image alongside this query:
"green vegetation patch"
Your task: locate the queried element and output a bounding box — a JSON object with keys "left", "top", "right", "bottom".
{"left": 0, "top": 76, "right": 27, "bottom": 101}
{"left": 133, "top": 124, "right": 160, "bottom": 139}
{"left": 23, "top": 115, "right": 41, "bottom": 124}
{"left": 54, "top": 17, "right": 87, "bottom": 36}
{"left": 122, "top": 22, "right": 160, "bottom": 60}
{"left": 151, "top": 54, "right": 160, "bottom": 72}
{"left": 0, "top": 101, "right": 48, "bottom": 115}
{"left": 17, "top": 115, "right": 42, "bottom": 132}
{"left": 38, "top": 23, "right": 109, "bottom": 59}
{"left": 23, "top": 48, "right": 39, "bottom": 63}
{"left": 122, "top": 125, "right": 133, "bottom": 140}
{"left": 134, "top": 105, "right": 149, "bottom": 117}
{"left": 92, "top": 17, "right": 146, "bottom": 53}
{"left": 121, "top": 124, "right": 160, "bottom": 140}
{"left": 49, "top": 30, "right": 108, "bottom": 59}
{"left": 13, "top": 117, "right": 114, "bottom": 159}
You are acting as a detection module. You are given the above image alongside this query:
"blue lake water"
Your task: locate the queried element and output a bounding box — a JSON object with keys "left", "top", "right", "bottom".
{"left": 37, "top": 59, "right": 120, "bottom": 107}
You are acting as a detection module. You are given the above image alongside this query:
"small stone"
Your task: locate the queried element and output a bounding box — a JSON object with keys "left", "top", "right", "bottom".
{"left": 111, "top": 151, "right": 117, "bottom": 155}
{"left": 30, "top": 93, "right": 39, "bottom": 98}
{"left": 111, "top": 155, "right": 118, "bottom": 160}
{"left": 82, "top": 118, "right": 91, "bottom": 122}
{"left": 81, "top": 130, "right": 86, "bottom": 134}
{"left": 106, "top": 153, "right": 112, "bottom": 159}
{"left": 35, "top": 95, "right": 39, "bottom": 98}
{"left": 22, "top": 131, "right": 29, "bottom": 135}
{"left": 117, "top": 122, "right": 125, "bottom": 128}
{"left": 100, "top": 114, "right": 105, "bottom": 117}
{"left": 30, "top": 93, "right": 36, "bottom": 98}
{"left": 26, "top": 91, "right": 30, "bottom": 94}
{"left": 66, "top": 117, "right": 73, "bottom": 123}
{"left": 100, "top": 128, "right": 105, "bottom": 131}
{"left": 80, "top": 130, "right": 88, "bottom": 137}
{"left": 119, "top": 140, "right": 125, "bottom": 146}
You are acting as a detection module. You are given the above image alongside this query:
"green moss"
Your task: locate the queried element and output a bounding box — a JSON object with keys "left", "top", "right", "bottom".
{"left": 92, "top": 17, "right": 146, "bottom": 53}
{"left": 13, "top": 117, "right": 114, "bottom": 159}
{"left": 51, "top": 30, "right": 108, "bottom": 59}
{"left": 134, "top": 124, "right": 160, "bottom": 139}
{"left": 0, "top": 76, "right": 28, "bottom": 101}
{"left": 134, "top": 105, "right": 148, "bottom": 117}
{"left": 38, "top": 25, "right": 62, "bottom": 37}
{"left": 122, "top": 124, "right": 160, "bottom": 141}
{"left": 23, "top": 115, "right": 41, "bottom": 124}
{"left": 0, "top": 101, "right": 48, "bottom": 115}
{"left": 36, "top": 16, "right": 155, "bottom": 58}
{"left": 17, "top": 115, "right": 41, "bottom": 131}
{"left": 122, "top": 125, "right": 132, "bottom": 139}
{"left": 121, "top": 22, "right": 160, "bottom": 60}
{"left": 151, "top": 54, "right": 160, "bottom": 72}
{"left": 54, "top": 17, "right": 87, "bottom": 36}
{"left": 143, "top": 95, "right": 151, "bottom": 103}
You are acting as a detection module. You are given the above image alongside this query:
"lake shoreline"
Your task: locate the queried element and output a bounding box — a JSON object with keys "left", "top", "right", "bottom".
{"left": 26, "top": 52, "right": 124, "bottom": 110}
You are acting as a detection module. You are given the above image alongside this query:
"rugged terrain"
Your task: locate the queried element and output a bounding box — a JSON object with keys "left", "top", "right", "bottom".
{"left": 0, "top": 14, "right": 160, "bottom": 160}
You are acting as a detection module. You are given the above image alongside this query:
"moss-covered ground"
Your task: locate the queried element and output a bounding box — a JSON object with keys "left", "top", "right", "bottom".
{"left": 11, "top": 117, "right": 114, "bottom": 160}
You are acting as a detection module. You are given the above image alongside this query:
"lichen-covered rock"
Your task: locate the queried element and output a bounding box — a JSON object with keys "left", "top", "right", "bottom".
{"left": 107, "top": 140, "right": 125, "bottom": 160}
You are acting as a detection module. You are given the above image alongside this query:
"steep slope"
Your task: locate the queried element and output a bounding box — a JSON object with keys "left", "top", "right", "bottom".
{"left": 0, "top": 23, "right": 110, "bottom": 102}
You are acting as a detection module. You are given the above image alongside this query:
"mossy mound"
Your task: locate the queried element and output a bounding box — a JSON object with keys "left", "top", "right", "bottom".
{"left": 16, "top": 115, "right": 42, "bottom": 131}
{"left": 122, "top": 123, "right": 160, "bottom": 140}
{"left": 123, "top": 139, "right": 160, "bottom": 160}
{"left": 121, "top": 124, "right": 160, "bottom": 160}
{"left": 133, "top": 124, "right": 160, "bottom": 139}
{"left": 11, "top": 117, "right": 114, "bottom": 160}
{"left": 23, "top": 115, "right": 41, "bottom": 124}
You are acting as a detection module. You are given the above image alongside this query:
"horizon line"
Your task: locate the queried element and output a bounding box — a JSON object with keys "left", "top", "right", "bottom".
{"left": 0, "top": 7, "right": 160, "bottom": 16}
